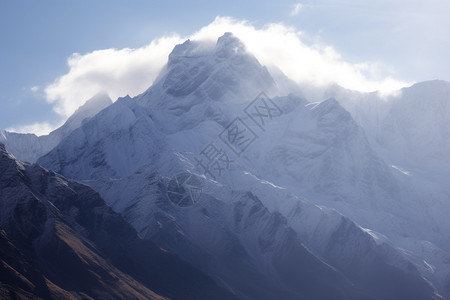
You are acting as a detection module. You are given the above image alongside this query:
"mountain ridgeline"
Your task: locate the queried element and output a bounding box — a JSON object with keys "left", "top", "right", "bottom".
{"left": 1, "top": 33, "right": 449, "bottom": 299}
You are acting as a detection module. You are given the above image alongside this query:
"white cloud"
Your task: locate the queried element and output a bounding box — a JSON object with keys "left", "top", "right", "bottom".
{"left": 6, "top": 121, "right": 62, "bottom": 137}
{"left": 44, "top": 35, "right": 183, "bottom": 117}
{"left": 43, "top": 16, "right": 410, "bottom": 122}
{"left": 30, "top": 86, "right": 39, "bottom": 92}
{"left": 291, "top": 3, "right": 303, "bottom": 16}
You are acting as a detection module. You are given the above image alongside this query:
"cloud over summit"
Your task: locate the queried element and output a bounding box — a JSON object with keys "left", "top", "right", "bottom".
{"left": 42, "top": 16, "right": 409, "bottom": 132}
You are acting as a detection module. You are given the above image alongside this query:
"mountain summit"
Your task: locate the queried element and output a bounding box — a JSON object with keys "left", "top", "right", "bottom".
{"left": 138, "top": 32, "right": 278, "bottom": 132}
{"left": 2, "top": 33, "right": 449, "bottom": 299}
{"left": 34, "top": 34, "right": 447, "bottom": 299}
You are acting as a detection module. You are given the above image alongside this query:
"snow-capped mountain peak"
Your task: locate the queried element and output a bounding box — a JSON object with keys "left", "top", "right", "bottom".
{"left": 4, "top": 32, "right": 450, "bottom": 299}
{"left": 0, "top": 92, "right": 112, "bottom": 163}
{"left": 215, "top": 32, "right": 247, "bottom": 59}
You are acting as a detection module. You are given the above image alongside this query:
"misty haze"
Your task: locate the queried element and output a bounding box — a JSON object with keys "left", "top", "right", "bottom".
{"left": 1, "top": 1, "right": 449, "bottom": 300}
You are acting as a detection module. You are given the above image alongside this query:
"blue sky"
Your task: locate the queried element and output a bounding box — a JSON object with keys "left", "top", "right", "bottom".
{"left": 1, "top": 0, "right": 449, "bottom": 135}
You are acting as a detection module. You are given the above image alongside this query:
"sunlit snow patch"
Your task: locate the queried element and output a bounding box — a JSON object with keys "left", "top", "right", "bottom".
{"left": 391, "top": 165, "right": 411, "bottom": 176}
{"left": 360, "top": 227, "right": 389, "bottom": 245}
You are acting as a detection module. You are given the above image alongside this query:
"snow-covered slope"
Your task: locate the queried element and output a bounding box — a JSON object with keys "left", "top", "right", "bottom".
{"left": 238, "top": 92, "right": 450, "bottom": 297}
{"left": 85, "top": 150, "right": 438, "bottom": 300}
{"left": 317, "top": 80, "right": 450, "bottom": 296}
{"left": 0, "top": 143, "right": 238, "bottom": 300}
{"left": 0, "top": 92, "right": 112, "bottom": 163}
{"left": 36, "top": 33, "right": 448, "bottom": 299}
{"left": 325, "top": 80, "right": 450, "bottom": 171}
